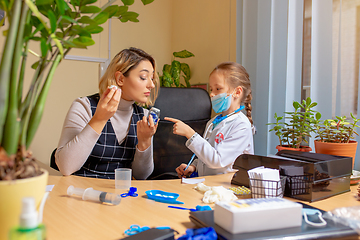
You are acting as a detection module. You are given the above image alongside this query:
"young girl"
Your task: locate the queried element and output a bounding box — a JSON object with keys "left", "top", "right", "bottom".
{"left": 165, "top": 62, "right": 254, "bottom": 177}
{"left": 56, "top": 47, "right": 160, "bottom": 179}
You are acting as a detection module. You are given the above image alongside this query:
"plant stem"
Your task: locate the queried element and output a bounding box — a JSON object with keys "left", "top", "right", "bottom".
{"left": 0, "top": 0, "right": 22, "bottom": 146}
{"left": 26, "top": 53, "right": 62, "bottom": 148}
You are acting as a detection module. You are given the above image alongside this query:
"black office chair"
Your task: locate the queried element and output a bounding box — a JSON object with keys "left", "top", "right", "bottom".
{"left": 148, "top": 87, "right": 212, "bottom": 180}
{"left": 50, "top": 148, "right": 59, "bottom": 171}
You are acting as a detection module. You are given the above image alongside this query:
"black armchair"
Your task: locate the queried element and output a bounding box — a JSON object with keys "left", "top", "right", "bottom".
{"left": 148, "top": 87, "right": 212, "bottom": 180}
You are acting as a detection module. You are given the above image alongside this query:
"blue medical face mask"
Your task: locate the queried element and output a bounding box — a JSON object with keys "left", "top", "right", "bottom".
{"left": 211, "top": 92, "right": 232, "bottom": 113}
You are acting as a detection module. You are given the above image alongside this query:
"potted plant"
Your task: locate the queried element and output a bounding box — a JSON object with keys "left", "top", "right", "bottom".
{"left": 314, "top": 113, "right": 359, "bottom": 169}
{"left": 268, "top": 97, "right": 320, "bottom": 152}
{"left": 159, "top": 49, "right": 194, "bottom": 87}
{"left": 0, "top": 0, "right": 154, "bottom": 237}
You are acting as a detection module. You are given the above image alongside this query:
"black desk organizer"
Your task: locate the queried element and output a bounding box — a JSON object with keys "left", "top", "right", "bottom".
{"left": 231, "top": 150, "right": 352, "bottom": 202}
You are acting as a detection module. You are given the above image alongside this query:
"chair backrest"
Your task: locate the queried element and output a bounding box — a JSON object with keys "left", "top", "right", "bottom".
{"left": 50, "top": 148, "right": 59, "bottom": 171}
{"left": 148, "top": 87, "right": 212, "bottom": 179}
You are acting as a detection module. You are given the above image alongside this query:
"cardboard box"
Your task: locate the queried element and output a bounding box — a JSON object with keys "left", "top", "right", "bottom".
{"left": 214, "top": 198, "right": 302, "bottom": 234}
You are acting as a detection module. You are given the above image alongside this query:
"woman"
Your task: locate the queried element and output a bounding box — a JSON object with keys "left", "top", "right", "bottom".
{"left": 56, "top": 47, "right": 159, "bottom": 179}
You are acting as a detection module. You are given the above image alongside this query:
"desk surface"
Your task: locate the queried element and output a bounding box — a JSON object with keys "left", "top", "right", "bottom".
{"left": 44, "top": 173, "right": 360, "bottom": 240}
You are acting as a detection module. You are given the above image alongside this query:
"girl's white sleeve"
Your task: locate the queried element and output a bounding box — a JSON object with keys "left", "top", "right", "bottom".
{"left": 186, "top": 119, "right": 253, "bottom": 169}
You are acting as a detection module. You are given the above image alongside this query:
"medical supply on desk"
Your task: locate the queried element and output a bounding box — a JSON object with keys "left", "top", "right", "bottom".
{"left": 148, "top": 107, "right": 160, "bottom": 125}
{"left": 168, "top": 205, "right": 212, "bottom": 212}
{"left": 302, "top": 208, "right": 327, "bottom": 227}
{"left": 121, "top": 187, "right": 138, "bottom": 198}
{"left": 67, "top": 185, "right": 121, "bottom": 205}
{"left": 194, "top": 183, "right": 237, "bottom": 204}
{"left": 9, "top": 197, "right": 46, "bottom": 240}
{"left": 177, "top": 227, "right": 217, "bottom": 240}
{"left": 214, "top": 198, "right": 302, "bottom": 234}
{"left": 229, "top": 186, "right": 251, "bottom": 195}
{"left": 122, "top": 227, "right": 176, "bottom": 240}
{"left": 145, "top": 190, "right": 184, "bottom": 204}
{"left": 124, "top": 225, "right": 171, "bottom": 236}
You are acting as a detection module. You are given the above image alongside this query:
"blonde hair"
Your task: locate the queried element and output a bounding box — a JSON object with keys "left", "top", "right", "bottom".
{"left": 99, "top": 47, "right": 160, "bottom": 106}
{"left": 211, "top": 62, "right": 253, "bottom": 125}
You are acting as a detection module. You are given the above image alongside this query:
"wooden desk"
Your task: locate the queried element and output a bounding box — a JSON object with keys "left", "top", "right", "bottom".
{"left": 44, "top": 174, "right": 360, "bottom": 240}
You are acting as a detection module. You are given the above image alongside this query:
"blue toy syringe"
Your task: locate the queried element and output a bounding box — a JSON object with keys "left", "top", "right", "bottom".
{"left": 67, "top": 185, "right": 121, "bottom": 205}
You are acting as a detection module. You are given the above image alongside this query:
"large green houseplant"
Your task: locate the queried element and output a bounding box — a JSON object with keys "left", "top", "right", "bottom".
{"left": 159, "top": 49, "right": 194, "bottom": 87}
{"left": 268, "top": 97, "right": 320, "bottom": 152}
{"left": 0, "top": 0, "right": 154, "bottom": 237}
{"left": 0, "top": 0, "right": 154, "bottom": 180}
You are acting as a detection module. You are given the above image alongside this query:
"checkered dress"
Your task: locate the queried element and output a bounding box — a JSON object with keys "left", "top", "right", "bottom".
{"left": 73, "top": 93, "right": 144, "bottom": 179}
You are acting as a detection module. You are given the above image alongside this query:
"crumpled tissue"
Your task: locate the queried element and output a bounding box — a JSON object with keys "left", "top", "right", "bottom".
{"left": 194, "top": 183, "right": 237, "bottom": 204}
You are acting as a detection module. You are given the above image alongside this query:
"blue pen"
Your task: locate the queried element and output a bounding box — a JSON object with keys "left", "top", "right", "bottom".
{"left": 184, "top": 154, "right": 196, "bottom": 171}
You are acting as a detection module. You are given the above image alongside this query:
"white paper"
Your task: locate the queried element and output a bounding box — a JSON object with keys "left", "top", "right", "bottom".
{"left": 247, "top": 167, "right": 282, "bottom": 198}
{"left": 46, "top": 185, "right": 55, "bottom": 192}
{"left": 181, "top": 177, "right": 205, "bottom": 184}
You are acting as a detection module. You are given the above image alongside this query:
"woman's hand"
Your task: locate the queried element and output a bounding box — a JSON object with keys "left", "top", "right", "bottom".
{"left": 176, "top": 163, "right": 196, "bottom": 178}
{"left": 137, "top": 114, "right": 158, "bottom": 151}
{"left": 89, "top": 87, "right": 121, "bottom": 134}
{"left": 164, "top": 117, "right": 195, "bottom": 139}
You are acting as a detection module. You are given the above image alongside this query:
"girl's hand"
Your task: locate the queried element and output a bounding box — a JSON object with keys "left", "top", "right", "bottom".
{"left": 164, "top": 117, "right": 195, "bottom": 139}
{"left": 176, "top": 163, "right": 196, "bottom": 178}
{"left": 89, "top": 87, "right": 121, "bottom": 134}
{"left": 137, "top": 114, "right": 158, "bottom": 151}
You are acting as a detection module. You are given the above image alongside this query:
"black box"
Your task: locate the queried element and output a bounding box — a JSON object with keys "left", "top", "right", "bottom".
{"left": 231, "top": 150, "right": 352, "bottom": 202}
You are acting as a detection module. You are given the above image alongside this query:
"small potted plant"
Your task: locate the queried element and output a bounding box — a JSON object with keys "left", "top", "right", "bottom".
{"left": 314, "top": 113, "right": 359, "bottom": 169}
{"left": 268, "top": 97, "right": 319, "bottom": 152}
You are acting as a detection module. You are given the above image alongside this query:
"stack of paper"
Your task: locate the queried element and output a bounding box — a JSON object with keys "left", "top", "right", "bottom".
{"left": 247, "top": 166, "right": 282, "bottom": 198}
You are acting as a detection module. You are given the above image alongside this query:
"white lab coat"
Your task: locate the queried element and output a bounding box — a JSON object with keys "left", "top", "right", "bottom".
{"left": 186, "top": 111, "right": 254, "bottom": 176}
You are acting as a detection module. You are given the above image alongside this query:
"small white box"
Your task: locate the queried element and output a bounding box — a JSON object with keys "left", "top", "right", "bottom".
{"left": 214, "top": 198, "right": 302, "bottom": 234}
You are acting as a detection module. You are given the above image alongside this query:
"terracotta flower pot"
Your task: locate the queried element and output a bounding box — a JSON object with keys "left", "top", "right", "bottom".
{"left": 0, "top": 169, "right": 48, "bottom": 240}
{"left": 314, "top": 140, "right": 358, "bottom": 169}
{"left": 276, "top": 145, "right": 312, "bottom": 152}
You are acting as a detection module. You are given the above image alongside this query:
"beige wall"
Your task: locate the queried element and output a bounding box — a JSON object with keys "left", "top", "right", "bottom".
{"left": 0, "top": 0, "right": 237, "bottom": 166}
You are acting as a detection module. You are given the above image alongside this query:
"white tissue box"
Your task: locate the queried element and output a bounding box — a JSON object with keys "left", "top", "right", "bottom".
{"left": 214, "top": 198, "right": 302, "bottom": 234}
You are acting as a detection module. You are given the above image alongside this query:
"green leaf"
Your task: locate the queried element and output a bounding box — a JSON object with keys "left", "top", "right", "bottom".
{"left": 293, "top": 101, "right": 300, "bottom": 109}
{"left": 103, "top": 5, "right": 119, "bottom": 18}
{"left": 48, "top": 10, "right": 57, "bottom": 33}
{"left": 163, "top": 71, "right": 173, "bottom": 85}
{"left": 62, "top": 39, "right": 78, "bottom": 48}
{"left": 163, "top": 64, "right": 171, "bottom": 73}
{"left": 80, "top": 0, "right": 97, "bottom": 4}
{"left": 31, "top": 61, "right": 40, "bottom": 69}
{"left": 35, "top": 0, "right": 54, "bottom": 5}
{"left": 70, "top": 0, "right": 80, "bottom": 7}
{"left": 84, "top": 24, "right": 103, "bottom": 34}
{"left": 61, "top": 15, "right": 78, "bottom": 24}
{"left": 121, "top": 0, "right": 134, "bottom": 5}
{"left": 80, "top": 5, "right": 101, "bottom": 14}
{"left": 40, "top": 39, "right": 48, "bottom": 57}
{"left": 72, "top": 36, "right": 95, "bottom": 47}
{"left": 120, "top": 11, "right": 139, "bottom": 22}
{"left": 180, "top": 63, "right": 190, "bottom": 80}
{"left": 141, "top": 0, "right": 154, "bottom": 5}
{"left": 93, "top": 12, "right": 109, "bottom": 24}
{"left": 78, "top": 16, "right": 97, "bottom": 24}
{"left": 114, "top": 6, "right": 128, "bottom": 17}
{"left": 171, "top": 60, "right": 181, "bottom": 87}
{"left": 173, "top": 50, "right": 194, "bottom": 58}
{"left": 55, "top": 0, "right": 67, "bottom": 14}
